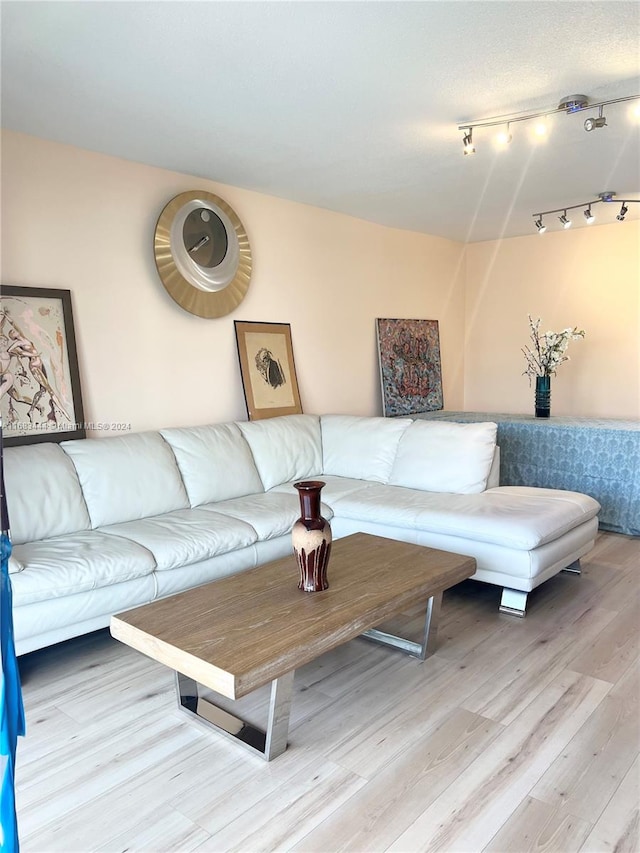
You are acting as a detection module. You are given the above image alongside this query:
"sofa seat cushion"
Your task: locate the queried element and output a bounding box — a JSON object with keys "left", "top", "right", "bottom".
{"left": 99, "top": 509, "right": 257, "bottom": 571}
{"left": 389, "top": 420, "right": 498, "bottom": 494}
{"left": 238, "top": 415, "right": 322, "bottom": 491}
{"left": 200, "top": 493, "right": 333, "bottom": 541}
{"left": 269, "top": 475, "right": 379, "bottom": 505}
{"left": 62, "top": 431, "right": 189, "bottom": 527}
{"left": 160, "top": 423, "right": 264, "bottom": 506}
{"left": 330, "top": 484, "right": 600, "bottom": 551}
{"left": 321, "top": 414, "right": 412, "bottom": 483}
{"left": 10, "top": 532, "right": 156, "bottom": 606}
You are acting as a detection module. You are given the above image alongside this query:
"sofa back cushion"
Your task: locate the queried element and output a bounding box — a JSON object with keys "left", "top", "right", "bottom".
{"left": 161, "top": 423, "right": 264, "bottom": 506}
{"left": 389, "top": 420, "right": 498, "bottom": 494}
{"left": 3, "top": 443, "right": 91, "bottom": 545}
{"left": 238, "top": 415, "right": 322, "bottom": 491}
{"left": 62, "top": 432, "right": 189, "bottom": 527}
{"left": 321, "top": 414, "right": 412, "bottom": 483}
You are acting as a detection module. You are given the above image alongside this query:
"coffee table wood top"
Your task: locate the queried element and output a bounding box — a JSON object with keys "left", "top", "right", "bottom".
{"left": 111, "top": 533, "right": 475, "bottom": 699}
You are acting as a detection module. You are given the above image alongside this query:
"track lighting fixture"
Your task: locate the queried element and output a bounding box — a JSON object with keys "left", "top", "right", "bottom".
{"left": 584, "top": 106, "right": 607, "bottom": 132}
{"left": 458, "top": 91, "right": 638, "bottom": 153}
{"left": 532, "top": 192, "right": 638, "bottom": 233}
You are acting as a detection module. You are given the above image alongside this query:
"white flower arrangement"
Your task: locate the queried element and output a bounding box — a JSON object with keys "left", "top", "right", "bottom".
{"left": 522, "top": 315, "right": 585, "bottom": 383}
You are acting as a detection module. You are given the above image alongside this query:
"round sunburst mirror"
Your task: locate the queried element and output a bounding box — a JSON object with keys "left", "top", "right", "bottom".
{"left": 153, "top": 190, "right": 252, "bottom": 318}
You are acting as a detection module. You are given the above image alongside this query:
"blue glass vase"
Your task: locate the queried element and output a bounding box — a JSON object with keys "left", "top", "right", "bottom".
{"left": 535, "top": 375, "right": 551, "bottom": 418}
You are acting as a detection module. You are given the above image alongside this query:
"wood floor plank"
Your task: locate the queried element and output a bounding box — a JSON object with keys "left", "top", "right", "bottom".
{"left": 323, "top": 651, "right": 499, "bottom": 778}
{"left": 579, "top": 755, "right": 640, "bottom": 853}
{"left": 386, "top": 670, "right": 612, "bottom": 852}
{"left": 293, "top": 708, "right": 503, "bottom": 852}
{"left": 189, "top": 759, "right": 366, "bottom": 852}
{"left": 461, "top": 605, "right": 617, "bottom": 724}
{"left": 168, "top": 732, "right": 328, "bottom": 834}
{"left": 18, "top": 714, "right": 203, "bottom": 839}
{"left": 531, "top": 657, "right": 639, "bottom": 823}
{"left": 95, "top": 808, "right": 211, "bottom": 853}
{"left": 482, "top": 795, "right": 593, "bottom": 852}
{"left": 568, "top": 598, "right": 640, "bottom": 683}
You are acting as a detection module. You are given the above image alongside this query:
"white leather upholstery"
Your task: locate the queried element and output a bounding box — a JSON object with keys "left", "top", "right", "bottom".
{"left": 4, "top": 443, "right": 90, "bottom": 545}
{"left": 13, "top": 576, "right": 157, "bottom": 656}
{"left": 8, "top": 413, "right": 601, "bottom": 655}
{"left": 487, "top": 447, "right": 500, "bottom": 489}
{"left": 11, "top": 531, "right": 156, "bottom": 606}
{"left": 153, "top": 547, "right": 259, "bottom": 598}
{"left": 160, "top": 423, "right": 264, "bottom": 506}
{"left": 8, "top": 555, "right": 24, "bottom": 574}
{"left": 238, "top": 414, "right": 322, "bottom": 490}
{"left": 389, "top": 420, "right": 498, "bottom": 494}
{"left": 62, "top": 432, "right": 189, "bottom": 527}
{"left": 99, "top": 509, "right": 257, "bottom": 570}
{"left": 330, "top": 483, "right": 599, "bottom": 550}
{"left": 321, "top": 414, "right": 412, "bottom": 482}
{"left": 204, "top": 492, "right": 333, "bottom": 541}
{"left": 330, "top": 515, "right": 598, "bottom": 590}
{"left": 269, "top": 474, "right": 379, "bottom": 504}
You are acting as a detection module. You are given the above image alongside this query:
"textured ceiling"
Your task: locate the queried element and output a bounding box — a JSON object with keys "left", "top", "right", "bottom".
{"left": 2, "top": 1, "right": 639, "bottom": 242}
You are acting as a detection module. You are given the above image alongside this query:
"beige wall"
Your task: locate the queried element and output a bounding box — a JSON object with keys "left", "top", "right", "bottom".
{"left": 3, "top": 131, "right": 638, "bottom": 428}
{"left": 1, "top": 131, "right": 466, "bottom": 435}
{"left": 464, "top": 223, "right": 640, "bottom": 418}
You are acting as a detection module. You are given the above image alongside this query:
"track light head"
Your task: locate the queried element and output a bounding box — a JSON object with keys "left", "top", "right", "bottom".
{"left": 584, "top": 115, "right": 607, "bottom": 131}
{"left": 558, "top": 213, "right": 572, "bottom": 229}
{"left": 462, "top": 129, "right": 475, "bottom": 155}
{"left": 496, "top": 124, "right": 512, "bottom": 147}
{"left": 584, "top": 207, "right": 595, "bottom": 224}
{"left": 617, "top": 204, "right": 628, "bottom": 221}
{"left": 533, "top": 120, "right": 548, "bottom": 138}
{"left": 534, "top": 217, "right": 546, "bottom": 234}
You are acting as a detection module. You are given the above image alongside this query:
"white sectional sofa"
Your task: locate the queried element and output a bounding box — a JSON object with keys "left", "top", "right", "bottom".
{"left": 5, "top": 414, "right": 600, "bottom": 655}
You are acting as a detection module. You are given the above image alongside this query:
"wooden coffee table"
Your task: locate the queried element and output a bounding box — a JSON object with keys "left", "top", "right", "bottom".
{"left": 110, "top": 533, "right": 475, "bottom": 760}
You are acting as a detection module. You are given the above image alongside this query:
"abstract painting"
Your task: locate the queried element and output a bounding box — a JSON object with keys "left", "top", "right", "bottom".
{"left": 376, "top": 318, "right": 443, "bottom": 416}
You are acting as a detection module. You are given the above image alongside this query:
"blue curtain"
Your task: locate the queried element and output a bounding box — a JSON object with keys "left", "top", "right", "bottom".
{"left": 0, "top": 427, "right": 25, "bottom": 853}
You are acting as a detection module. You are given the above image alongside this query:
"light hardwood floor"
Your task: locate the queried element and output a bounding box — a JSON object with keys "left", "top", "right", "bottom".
{"left": 14, "top": 531, "right": 639, "bottom": 853}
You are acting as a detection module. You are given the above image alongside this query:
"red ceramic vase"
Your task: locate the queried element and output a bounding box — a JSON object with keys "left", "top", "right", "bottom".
{"left": 292, "top": 480, "right": 332, "bottom": 592}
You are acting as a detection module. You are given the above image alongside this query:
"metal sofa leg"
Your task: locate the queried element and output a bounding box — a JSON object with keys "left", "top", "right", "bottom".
{"left": 499, "top": 587, "right": 528, "bottom": 617}
{"left": 562, "top": 558, "right": 582, "bottom": 575}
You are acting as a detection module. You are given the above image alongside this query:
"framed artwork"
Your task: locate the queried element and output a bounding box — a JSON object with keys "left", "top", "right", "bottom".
{"left": 1, "top": 285, "right": 86, "bottom": 446}
{"left": 234, "top": 321, "right": 302, "bottom": 420}
{"left": 376, "top": 318, "right": 443, "bottom": 416}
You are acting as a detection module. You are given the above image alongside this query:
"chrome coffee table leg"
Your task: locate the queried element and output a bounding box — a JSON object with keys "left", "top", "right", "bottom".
{"left": 361, "top": 591, "right": 443, "bottom": 660}
{"left": 176, "top": 669, "right": 294, "bottom": 760}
